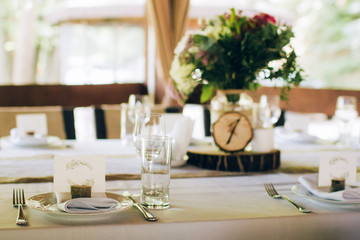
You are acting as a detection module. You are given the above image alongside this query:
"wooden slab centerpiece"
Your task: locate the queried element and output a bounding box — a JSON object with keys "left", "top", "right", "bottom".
{"left": 187, "top": 112, "right": 280, "bottom": 172}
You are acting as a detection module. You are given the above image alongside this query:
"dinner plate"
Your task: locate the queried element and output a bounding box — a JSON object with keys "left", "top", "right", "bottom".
{"left": 3, "top": 135, "right": 61, "bottom": 147}
{"left": 291, "top": 184, "right": 360, "bottom": 206}
{"left": 275, "top": 127, "right": 318, "bottom": 143}
{"left": 27, "top": 192, "right": 133, "bottom": 218}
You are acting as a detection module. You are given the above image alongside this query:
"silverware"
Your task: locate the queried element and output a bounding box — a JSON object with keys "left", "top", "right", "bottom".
{"left": 264, "top": 183, "right": 312, "bottom": 213}
{"left": 13, "top": 188, "right": 28, "bottom": 225}
{"left": 123, "top": 192, "right": 158, "bottom": 222}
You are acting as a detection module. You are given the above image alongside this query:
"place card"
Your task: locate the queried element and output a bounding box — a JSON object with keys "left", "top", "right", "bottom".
{"left": 318, "top": 151, "right": 357, "bottom": 187}
{"left": 53, "top": 155, "right": 106, "bottom": 193}
{"left": 16, "top": 113, "right": 48, "bottom": 136}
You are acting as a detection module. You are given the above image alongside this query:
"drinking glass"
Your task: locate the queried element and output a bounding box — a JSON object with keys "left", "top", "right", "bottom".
{"left": 120, "top": 95, "right": 151, "bottom": 143}
{"left": 334, "top": 96, "right": 358, "bottom": 146}
{"left": 141, "top": 136, "right": 172, "bottom": 209}
{"left": 127, "top": 94, "right": 151, "bottom": 124}
{"left": 133, "top": 113, "right": 166, "bottom": 155}
{"left": 258, "top": 94, "right": 281, "bottom": 128}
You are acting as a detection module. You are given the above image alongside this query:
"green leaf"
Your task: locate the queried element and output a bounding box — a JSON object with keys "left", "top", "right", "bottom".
{"left": 200, "top": 84, "right": 214, "bottom": 103}
{"left": 193, "top": 34, "right": 216, "bottom": 51}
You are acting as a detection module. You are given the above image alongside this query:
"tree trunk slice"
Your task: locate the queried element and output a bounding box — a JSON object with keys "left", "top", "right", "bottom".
{"left": 212, "top": 112, "right": 253, "bottom": 152}
{"left": 187, "top": 145, "right": 280, "bottom": 172}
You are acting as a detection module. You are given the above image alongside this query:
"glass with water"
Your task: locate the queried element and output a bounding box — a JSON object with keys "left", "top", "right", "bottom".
{"left": 140, "top": 136, "right": 171, "bottom": 209}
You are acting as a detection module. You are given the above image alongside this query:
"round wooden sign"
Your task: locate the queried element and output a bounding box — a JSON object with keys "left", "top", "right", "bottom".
{"left": 212, "top": 112, "right": 252, "bottom": 152}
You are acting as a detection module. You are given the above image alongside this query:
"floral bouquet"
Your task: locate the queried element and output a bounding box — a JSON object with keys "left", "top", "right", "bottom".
{"left": 170, "top": 9, "right": 304, "bottom": 103}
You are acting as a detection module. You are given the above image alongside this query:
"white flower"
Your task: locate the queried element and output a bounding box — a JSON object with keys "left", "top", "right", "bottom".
{"left": 201, "top": 19, "right": 231, "bottom": 39}
{"left": 174, "top": 31, "right": 196, "bottom": 55}
{"left": 170, "top": 56, "right": 198, "bottom": 96}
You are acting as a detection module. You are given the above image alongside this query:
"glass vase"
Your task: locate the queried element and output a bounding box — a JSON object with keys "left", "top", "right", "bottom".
{"left": 210, "top": 89, "right": 254, "bottom": 125}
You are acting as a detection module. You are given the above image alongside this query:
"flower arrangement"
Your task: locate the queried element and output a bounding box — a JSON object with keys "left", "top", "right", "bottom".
{"left": 170, "top": 9, "right": 304, "bottom": 103}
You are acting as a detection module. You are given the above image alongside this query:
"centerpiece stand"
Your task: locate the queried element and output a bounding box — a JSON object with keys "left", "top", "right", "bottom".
{"left": 187, "top": 146, "right": 280, "bottom": 172}
{"left": 187, "top": 111, "right": 280, "bottom": 173}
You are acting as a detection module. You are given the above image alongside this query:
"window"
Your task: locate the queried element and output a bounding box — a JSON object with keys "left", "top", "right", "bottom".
{"left": 48, "top": 0, "right": 147, "bottom": 85}
{"left": 59, "top": 22, "right": 145, "bottom": 85}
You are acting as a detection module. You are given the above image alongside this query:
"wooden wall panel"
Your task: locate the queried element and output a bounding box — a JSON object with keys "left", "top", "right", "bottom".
{"left": 253, "top": 87, "right": 360, "bottom": 117}
{"left": 0, "top": 84, "right": 359, "bottom": 117}
{"left": 0, "top": 84, "right": 147, "bottom": 107}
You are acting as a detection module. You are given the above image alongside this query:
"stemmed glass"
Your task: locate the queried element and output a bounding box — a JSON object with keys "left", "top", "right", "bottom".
{"left": 334, "top": 96, "right": 358, "bottom": 146}
{"left": 127, "top": 94, "right": 151, "bottom": 124}
{"left": 258, "top": 94, "right": 281, "bottom": 128}
{"left": 120, "top": 94, "right": 151, "bottom": 143}
{"left": 133, "top": 113, "right": 166, "bottom": 156}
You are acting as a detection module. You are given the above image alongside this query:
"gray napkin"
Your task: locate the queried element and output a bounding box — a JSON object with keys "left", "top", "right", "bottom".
{"left": 299, "top": 174, "right": 360, "bottom": 201}
{"left": 58, "top": 198, "right": 119, "bottom": 214}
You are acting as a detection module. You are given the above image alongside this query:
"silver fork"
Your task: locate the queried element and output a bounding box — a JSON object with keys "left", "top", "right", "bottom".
{"left": 264, "top": 183, "right": 312, "bottom": 213}
{"left": 13, "top": 188, "right": 28, "bottom": 225}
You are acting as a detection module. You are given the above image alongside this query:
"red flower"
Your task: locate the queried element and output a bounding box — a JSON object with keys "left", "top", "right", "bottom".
{"left": 253, "top": 13, "right": 276, "bottom": 26}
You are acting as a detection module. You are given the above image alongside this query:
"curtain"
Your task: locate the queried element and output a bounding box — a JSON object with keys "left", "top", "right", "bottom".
{"left": 12, "top": 1, "right": 37, "bottom": 85}
{"left": 146, "top": 0, "right": 190, "bottom": 106}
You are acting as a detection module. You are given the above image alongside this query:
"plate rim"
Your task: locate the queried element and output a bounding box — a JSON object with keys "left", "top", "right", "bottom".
{"left": 3, "top": 135, "right": 60, "bottom": 147}
{"left": 291, "top": 184, "right": 360, "bottom": 205}
{"left": 27, "top": 192, "right": 133, "bottom": 216}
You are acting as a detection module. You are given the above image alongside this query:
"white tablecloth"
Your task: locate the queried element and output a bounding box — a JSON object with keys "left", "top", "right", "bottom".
{"left": 1, "top": 134, "right": 360, "bottom": 239}
{"left": 0, "top": 134, "right": 358, "bottom": 178}
{"left": 1, "top": 174, "right": 360, "bottom": 240}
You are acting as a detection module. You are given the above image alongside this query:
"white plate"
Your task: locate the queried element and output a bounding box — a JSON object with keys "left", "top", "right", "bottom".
{"left": 4, "top": 136, "right": 61, "bottom": 147}
{"left": 275, "top": 127, "right": 318, "bottom": 143}
{"left": 27, "top": 192, "right": 133, "bottom": 218}
{"left": 291, "top": 184, "right": 360, "bottom": 206}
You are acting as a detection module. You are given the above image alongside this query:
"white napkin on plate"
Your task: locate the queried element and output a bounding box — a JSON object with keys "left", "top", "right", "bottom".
{"left": 298, "top": 174, "right": 360, "bottom": 201}
{"left": 57, "top": 198, "right": 119, "bottom": 214}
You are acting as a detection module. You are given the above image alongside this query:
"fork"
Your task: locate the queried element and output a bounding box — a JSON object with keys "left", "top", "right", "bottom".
{"left": 13, "top": 188, "right": 28, "bottom": 225}
{"left": 264, "top": 183, "right": 312, "bottom": 213}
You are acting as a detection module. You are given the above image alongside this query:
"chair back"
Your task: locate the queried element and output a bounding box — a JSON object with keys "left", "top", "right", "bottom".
{"left": 0, "top": 106, "right": 67, "bottom": 139}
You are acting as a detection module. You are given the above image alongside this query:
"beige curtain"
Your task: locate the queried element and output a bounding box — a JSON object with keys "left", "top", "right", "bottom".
{"left": 146, "top": 0, "right": 190, "bottom": 106}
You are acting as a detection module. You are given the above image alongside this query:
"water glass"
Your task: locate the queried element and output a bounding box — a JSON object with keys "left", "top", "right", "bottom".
{"left": 141, "top": 136, "right": 172, "bottom": 209}
{"left": 334, "top": 96, "right": 358, "bottom": 146}
{"left": 259, "top": 94, "right": 281, "bottom": 128}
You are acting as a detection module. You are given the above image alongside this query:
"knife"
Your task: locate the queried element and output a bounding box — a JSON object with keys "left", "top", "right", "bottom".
{"left": 123, "top": 192, "right": 158, "bottom": 222}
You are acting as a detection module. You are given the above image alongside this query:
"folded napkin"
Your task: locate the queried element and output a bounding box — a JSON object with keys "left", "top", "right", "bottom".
{"left": 57, "top": 198, "right": 119, "bottom": 214}
{"left": 299, "top": 174, "right": 360, "bottom": 202}
{"left": 166, "top": 115, "right": 194, "bottom": 167}
{"left": 284, "top": 111, "right": 327, "bottom": 133}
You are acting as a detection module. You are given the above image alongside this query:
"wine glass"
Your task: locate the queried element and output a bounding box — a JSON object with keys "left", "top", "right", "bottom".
{"left": 127, "top": 94, "right": 151, "bottom": 124}
{"left": 133, "top": 113, "right": 166, "bottom": 156}
{"left": 334, "top": 96, "right": 358, "bottom": 146}
{"left": 120, "top": 94, "right": 151, "bottom": 143}
{"left": 258, "top": 94, "right": 281, "bottom": 128}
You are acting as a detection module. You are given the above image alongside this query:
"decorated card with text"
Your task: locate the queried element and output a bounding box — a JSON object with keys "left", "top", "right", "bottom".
{"left": 318, "top": 151, "right": 357, "bottom": 187}
{"left": 53, "top": 155, "right": 106, "bottom": 193}
{"left": 16, "top": 113, "right": 48, "bottom": 136}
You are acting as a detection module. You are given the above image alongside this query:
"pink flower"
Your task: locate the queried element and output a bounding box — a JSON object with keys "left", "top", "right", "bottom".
{"left": 253, "top": 13, "right": 276, "bottom": 26}
{"left": 224, "top": 12, "right": 230, "bottom": 19}
{"left": 195, "top": 50, "right": 210, "bottom": 66}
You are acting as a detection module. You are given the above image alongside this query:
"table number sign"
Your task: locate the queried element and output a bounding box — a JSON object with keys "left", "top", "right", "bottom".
{"left": 318, "top": 151, "right": 357, "bottom": 187}
{"left": 53, "top": 155, "right": 106, "bottom": 193}
{"left": 16, "top": 113, "right": 47, "bottom": 136}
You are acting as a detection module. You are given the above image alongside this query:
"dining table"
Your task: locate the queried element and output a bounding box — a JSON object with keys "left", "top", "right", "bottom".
{"left": 1, "top": 128, "right": 360, "bottom": 240}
